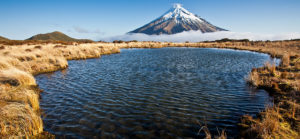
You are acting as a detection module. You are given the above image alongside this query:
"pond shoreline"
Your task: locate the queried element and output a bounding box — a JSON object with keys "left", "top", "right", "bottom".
{"left": 0, "top": 41, "right": 299, "bottom": 138}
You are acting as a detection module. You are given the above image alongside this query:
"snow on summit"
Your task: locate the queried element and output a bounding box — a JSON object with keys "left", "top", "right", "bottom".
{"left": 161, "top": 4, "right": 204, "bottom": 24}
{"left": 129, "top": 3, "right": 227, "bottom": 35}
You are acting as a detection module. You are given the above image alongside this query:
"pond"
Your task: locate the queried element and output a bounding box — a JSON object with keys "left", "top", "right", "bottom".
{"left": 36, "top": 47, "right": 276, "bottom": 138}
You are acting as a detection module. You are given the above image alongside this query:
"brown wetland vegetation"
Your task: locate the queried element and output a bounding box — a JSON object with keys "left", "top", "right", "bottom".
{"left": 0, "top": 39, "right": 299, "bottom": 138}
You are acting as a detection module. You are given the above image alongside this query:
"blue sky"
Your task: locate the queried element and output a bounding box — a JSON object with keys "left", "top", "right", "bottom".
{"left": 0, "top": 0, "right": 300, "bottom": 40}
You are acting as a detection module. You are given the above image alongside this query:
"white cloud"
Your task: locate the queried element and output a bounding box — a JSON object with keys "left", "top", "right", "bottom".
{"left": 73, "top": 26, "right": 90, "bottom": 33}
{"left": 101, "top": 31, "right": 300, "bottom": 42}
{"left": 73, "top": 26, "right": 105, "bottom": 34}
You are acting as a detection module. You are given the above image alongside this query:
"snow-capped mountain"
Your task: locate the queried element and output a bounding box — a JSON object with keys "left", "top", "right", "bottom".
{"left": 129, "top": 4, "right": 227, "bottom": 35}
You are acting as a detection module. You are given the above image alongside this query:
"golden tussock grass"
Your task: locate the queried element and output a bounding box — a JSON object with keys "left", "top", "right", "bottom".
{"left": 0, "top": 86, "right": 40, "bottom": 111}
{"left": 0, "top": 61, "right": 11, "bottom": 70}
{"left": 0, "top": 68, "right": 41, "bottom": 137}
{"left": 0, "top": 42, "right": 121, "bottom": 137}
{"left": 281, "top": 54, "right": 290, "bottom": 68}
{"left": 240, "top": 104, "right": 299, "bottom": 139}
{"left": 0, "top": 68, "right": 36, "bottom": 86}
{"left": 198, "top": 125, "right": 227, "bottom": 139}
{"left": 244, "top": 50, "right": 299, "bottom": 138}
{"left": 0, "top": 40, "right": 299, "bottom": 138}
{"left": 0, "top": 102, "right": 43, "bottom": 138}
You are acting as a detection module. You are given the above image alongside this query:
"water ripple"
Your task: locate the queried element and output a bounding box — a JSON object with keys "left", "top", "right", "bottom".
{"left": 36, "top": 48, "right": 275, "bottom": 138}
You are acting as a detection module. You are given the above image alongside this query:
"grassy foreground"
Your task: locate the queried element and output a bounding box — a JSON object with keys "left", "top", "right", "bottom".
{"left": 0, "top": 40, "right": 299, "bottom": 138}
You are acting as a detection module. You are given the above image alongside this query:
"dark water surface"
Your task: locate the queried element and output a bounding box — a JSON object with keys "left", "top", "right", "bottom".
{"left": 36, "top": 48, "right": 275, "bottom": 138}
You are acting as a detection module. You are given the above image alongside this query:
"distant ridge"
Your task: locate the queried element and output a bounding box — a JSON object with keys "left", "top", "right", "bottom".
{"left": 27, "top": 31, "right": 92, "bottom": 42}
{"left": 0, "top": 36, "right": 9, "bottom": 41}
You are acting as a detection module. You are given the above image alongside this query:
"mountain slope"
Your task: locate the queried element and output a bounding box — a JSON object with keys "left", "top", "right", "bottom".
{"left": 0, "top": 36, "right": 9, "bottom": 41}
{"left": 129, "top": 4, "right": 227, "bottom": 35}
{"left": 27, "top": 31, "right": 92, "bottom": 42}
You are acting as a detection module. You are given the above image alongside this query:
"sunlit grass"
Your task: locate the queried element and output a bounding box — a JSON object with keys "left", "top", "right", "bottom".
{"left": 0, "top": 40, "right": 299, "bottom": 138}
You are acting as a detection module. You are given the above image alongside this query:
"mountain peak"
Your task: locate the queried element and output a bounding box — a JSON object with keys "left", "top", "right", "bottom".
{"left": 26, "top": 31, "right": 92, "bottom": 42}
{"left": 51, "top": 31, "right": 64, "bottom": 34}
{"left": 163, "top": 3, "right": 203, "bottom": 24}
{"left": 129, "top": 4, "right": 227, "bottom": 35}
{"left": 172, "top": 3, "right": 183, "bottom": 9}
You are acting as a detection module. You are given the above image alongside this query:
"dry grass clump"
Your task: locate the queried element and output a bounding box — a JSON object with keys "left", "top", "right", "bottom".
{"left": 0, "top": 86, "right": 40, "bottom": 111}
{"left": 249, "top": 56, "right": 300, "bottom": 92}
{"left": 53, "top": 45, "right": 67, "bottom": 48}
{"left": 52, "top": 45, "right": 102, "bottom": 60}
{"left": 0, "top": 40, "right": 92, "bottom": 46}
{"left": 99, "top": 45, "right": 121, "bottom": 54}
{"left": 247, "top": 69, "right": 260, "bottom": 87}
{"left": 2, "top": 51, "right": 9, "bottom": 55}
{"left": 26, "top": 56, "right": 68, "bottom": 75}
{"left": 0, "top": 60, "right": 11, "bottom": 70}
{"left": 295, "top": 62, "right": 300, "bottom": 70}
{"left": 191, "top": 40, "right": 300, "bottom": 58}
{"left": 25, "top": 48, "right": 32, "bottom": 52}
{"left": 280, "top": 54, "right": 290, "bottom": 68}
{"left": 0, "top": 68, "right": 36, "bottom": 86}
{"left": 32, "top": 131, "right": 55, "bottom": 138}
{"left": 0, "top": 42, "right": 122, "bottom": 137}
{"left": 34, "top": 45, "right": 42, "bottom": 49}
{"left": 243, "top": 55, "right": 300, "bottom": 138}
{"left": 0, "top": 40, "right": 299, "bottom": 137}
{"left": 291, "top": 56, "right": 300, "bottom": 71}
{"left": 0, "top": 43, "right": 121, "bottom": 76}
{"left": 0, "top": 57, "right": 29, "bottom": 72}
{"left": 280, "top": 71, "right": 289, "bottom": 79}
{"left": 247, "top": 62, "right": 278, "bottom": 89}
{"left": 0, "top": 57, "right": 18, "bottom": 68}
{"left": 0, "top": 102, "right": 43, "bottom": 138}
{"left": 240, "top": 104, "right": 299, "bottom": 139}
{"left": 16, "top": 54, "right": 37, "bottom": 62}
{"left": 264, "top": 61, "right": 277, "bottom": 76}
{"left": 198, "top": 125, "right": 227, "bottom": 139}
{"left": 0, "top": 68, "right": 41, "bottom": 138}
